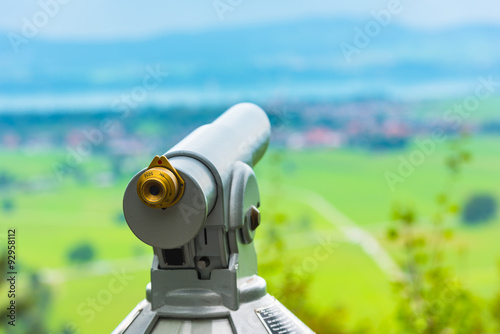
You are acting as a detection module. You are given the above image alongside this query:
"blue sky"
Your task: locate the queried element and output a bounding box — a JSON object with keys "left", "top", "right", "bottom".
{"left": 1, "top": 0, "right": 500, "bottom": 40}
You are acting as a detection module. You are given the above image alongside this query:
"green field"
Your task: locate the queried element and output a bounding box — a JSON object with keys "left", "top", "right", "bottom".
{"left": 1, "top": 135, "right": 499, "bottom": 333}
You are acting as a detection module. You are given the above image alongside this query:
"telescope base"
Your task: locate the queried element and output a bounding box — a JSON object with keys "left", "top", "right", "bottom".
{"left": 112, "top": 276, "right": 314, "bottom": 334}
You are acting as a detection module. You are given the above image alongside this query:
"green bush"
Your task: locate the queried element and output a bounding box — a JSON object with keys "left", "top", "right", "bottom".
{"left": 67, "top": 242, "right": 96, "bottom": 264}
{"left": 461, "top": 193, "right": 497, "bottom": 225}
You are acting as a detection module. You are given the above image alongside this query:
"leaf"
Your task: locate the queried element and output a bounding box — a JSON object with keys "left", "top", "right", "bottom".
{"left": 387, "top": 227, "right": 399, "bottom": 241}
{"left": 448, "top": 203, "right": 459, "bottom": 214}
{"left": 460, "top": 151, "right": 472, "bottom": 162}
{"left": 443, "top": 229, "right": 454, "bottom": 240}
{"left": 437, "top": 193, "right": 448, "bottom": 205}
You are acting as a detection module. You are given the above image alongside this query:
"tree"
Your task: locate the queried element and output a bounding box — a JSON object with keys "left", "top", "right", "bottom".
{"left": 461, "top": 193, "right": 497, "bottom": 225}
{"left": 0, "top": 257, "right": 54, "bottom": 334}
{"left": 67, "top": 242, "right": 96, "bottom": 264}
{"left": 387, "top": 134, "right": 487, "bottom": 333}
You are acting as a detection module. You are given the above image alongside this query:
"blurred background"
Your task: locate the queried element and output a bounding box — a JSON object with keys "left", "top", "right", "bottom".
{"left": 1, "top": 1, "right": 500, "bottom": 333}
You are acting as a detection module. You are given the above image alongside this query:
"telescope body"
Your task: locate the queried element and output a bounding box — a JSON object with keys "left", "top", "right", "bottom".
{"left": 115, "top": 103, "right": 314, "bottom": 334}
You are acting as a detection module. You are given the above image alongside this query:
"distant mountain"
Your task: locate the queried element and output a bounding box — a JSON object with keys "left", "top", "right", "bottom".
{"left": 1, "top": 17, "right": 500, "bottom": 111}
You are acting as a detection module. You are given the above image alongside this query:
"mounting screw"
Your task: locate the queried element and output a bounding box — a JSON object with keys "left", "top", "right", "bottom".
{"left": 250, "top": 205, "right": 261, "bottom": 230}
{"left": 197, "top": 257, "right": 210, "bottom": 269}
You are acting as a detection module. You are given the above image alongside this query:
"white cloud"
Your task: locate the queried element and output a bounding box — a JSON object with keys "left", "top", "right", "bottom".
{"left": 0, "top": 0, "right": 499, "bottom": 40}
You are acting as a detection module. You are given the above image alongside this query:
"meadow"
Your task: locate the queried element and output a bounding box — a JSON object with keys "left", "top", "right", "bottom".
{"left": 0, "top": 134, "right": 499, "bottom": 333}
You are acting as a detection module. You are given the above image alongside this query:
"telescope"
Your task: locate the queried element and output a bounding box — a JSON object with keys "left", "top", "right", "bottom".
{"left": 113, "top": 103, "right": 314, "bottom": 333}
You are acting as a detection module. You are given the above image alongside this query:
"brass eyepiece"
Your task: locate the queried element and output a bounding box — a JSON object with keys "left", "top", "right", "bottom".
{"left": 137, "top": 156, "right": 185, "bottom": 208}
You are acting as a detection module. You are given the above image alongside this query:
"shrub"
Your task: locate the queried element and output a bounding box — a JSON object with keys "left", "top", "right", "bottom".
{"left": 461, "top": 193, "right": 497, "bottom": 225}
{"left": 67, "top": 242, "right": 96, "bottom": 264}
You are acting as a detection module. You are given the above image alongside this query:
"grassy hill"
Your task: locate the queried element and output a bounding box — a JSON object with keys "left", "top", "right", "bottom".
{"left": 0, "top": 135, "right": 499, "bottom": 332}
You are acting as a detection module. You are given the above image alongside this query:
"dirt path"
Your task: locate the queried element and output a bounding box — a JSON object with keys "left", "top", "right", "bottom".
{"left": 277, "top": 184, "right": 403, "bottom": 281}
